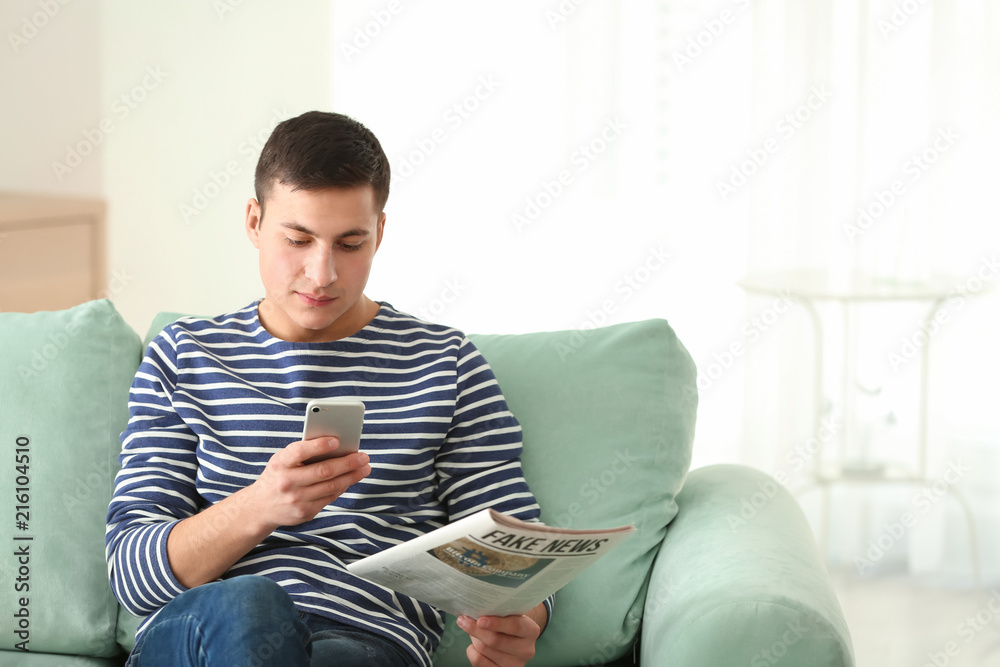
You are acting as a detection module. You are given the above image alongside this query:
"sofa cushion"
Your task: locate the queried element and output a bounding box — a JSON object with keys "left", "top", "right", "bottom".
{"left": 0, "top": 300, "right": 142, "bottom": 658}
{"left": 140, "top": 311, "right": 698, "bottom": 665}
{"left": 452, "top": 321, "right": 697, "bottom": 665}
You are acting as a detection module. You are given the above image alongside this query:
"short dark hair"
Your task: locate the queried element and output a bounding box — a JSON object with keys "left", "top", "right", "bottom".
{"left": 254, "top": 111, "right": 390, "bottom": 217}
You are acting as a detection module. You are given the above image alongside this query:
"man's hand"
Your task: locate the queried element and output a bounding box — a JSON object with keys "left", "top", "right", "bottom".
{"left": 247, "top": 436, "right": 372, "bottom": 530}
{"left": 166, "top": 436, "right": 370, "bottom": 589}
{"left": 457, "top": 602, "right": 547, "bottom": 667}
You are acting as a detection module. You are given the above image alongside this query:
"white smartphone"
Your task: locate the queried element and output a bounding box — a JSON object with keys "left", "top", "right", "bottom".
{"left": 301, "top": 399, "right": 366, "bottom": 464}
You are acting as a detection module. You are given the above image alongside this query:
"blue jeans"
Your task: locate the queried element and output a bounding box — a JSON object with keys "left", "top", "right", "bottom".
{"left": 128, "top": 576, "right": 415, "bottom": 667}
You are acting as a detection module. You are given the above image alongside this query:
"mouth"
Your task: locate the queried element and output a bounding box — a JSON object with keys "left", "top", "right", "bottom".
{"left": 296, "top": 293, "right": 337, "bottom": 307}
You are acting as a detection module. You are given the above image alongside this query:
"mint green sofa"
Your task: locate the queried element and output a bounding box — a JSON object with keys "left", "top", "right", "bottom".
{"left": 0, "top": 299, "right": 854, "bottom": 666}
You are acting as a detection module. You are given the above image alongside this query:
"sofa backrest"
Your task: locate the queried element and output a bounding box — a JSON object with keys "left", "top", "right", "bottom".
{"left": 0, "top": 299, "right": 142, "bottom": 659}
{"left": 0, "top": 300, "right": 697, "bottom": 664}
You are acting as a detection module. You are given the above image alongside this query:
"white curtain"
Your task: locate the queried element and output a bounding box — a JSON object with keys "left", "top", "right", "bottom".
{"left": 740, "top": 0, "right": 1000, "bottom": 583}
{"left": 330, "top": 0, "right": 1000, "bottom": 584}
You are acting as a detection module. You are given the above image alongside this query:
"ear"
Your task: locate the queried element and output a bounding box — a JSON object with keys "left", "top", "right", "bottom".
{"left": 374, "top": 212, "right": 386, "bottom": 252}
{"left": 245, "top": 198, "right": 263, "bottom": 249}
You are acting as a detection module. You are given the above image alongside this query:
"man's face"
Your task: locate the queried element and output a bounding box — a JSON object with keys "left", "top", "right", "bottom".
{"left": 245, "top": 182, "right": 385, "bottom": 342}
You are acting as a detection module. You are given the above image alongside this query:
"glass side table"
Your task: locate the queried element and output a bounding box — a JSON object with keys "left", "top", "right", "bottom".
{"left": 738, "top": 269, "right": 984, "bottom": 584}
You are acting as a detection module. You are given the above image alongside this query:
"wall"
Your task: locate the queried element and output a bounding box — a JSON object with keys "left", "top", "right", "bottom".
{"left": 0, "top": 0, "right": 103, "bottom": 196}
{"left": 100, "top": 0, "right": 332, "bottom": 334}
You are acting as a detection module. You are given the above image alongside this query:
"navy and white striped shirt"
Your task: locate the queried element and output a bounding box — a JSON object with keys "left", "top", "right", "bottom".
{"left": 106, "top": 300, "right": 552, "bottom": 665}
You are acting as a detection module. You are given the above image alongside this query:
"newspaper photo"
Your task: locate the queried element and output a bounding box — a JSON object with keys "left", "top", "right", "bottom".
{"left": 346, "top": 508, "right": 634, "bottom": 618}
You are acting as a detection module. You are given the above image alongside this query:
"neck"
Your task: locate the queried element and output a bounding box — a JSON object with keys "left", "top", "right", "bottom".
{"left": 258, "top": 295, "right": 380, "bottom": 343}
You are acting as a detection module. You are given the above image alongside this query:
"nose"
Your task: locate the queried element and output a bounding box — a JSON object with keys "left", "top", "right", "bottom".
{"left": 305, "top": 247, "right": 337, "bottom": 287}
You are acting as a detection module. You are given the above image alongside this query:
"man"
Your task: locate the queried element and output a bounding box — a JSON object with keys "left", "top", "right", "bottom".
{"left": 106, "top": 111, "right": 551, "bottom": 667}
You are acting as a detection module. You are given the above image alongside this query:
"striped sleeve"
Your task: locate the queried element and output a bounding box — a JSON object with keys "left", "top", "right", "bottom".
{"left": 435, "top": 337, "right": 539, "bottom": 521}
{"left": 433, "top": 337, "right": 555, "bottom": 623}
{"left": 539, "top": 594, "right": 555, "bottom": 637}
{"left": 105, "top": 326, "right": 195, "bottom": 615}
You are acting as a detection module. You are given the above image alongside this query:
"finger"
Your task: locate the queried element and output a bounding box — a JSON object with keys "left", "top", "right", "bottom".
{"left": 466, "top": 643, "right": 502, "bottom": 667}
{"left": 297, "top": 436, "right": 342, "bottom": 465}
{"left": 467, "top": 635, "right": 522, "bottom": 667}
{"left": 268, "top": 439, "right": 349, "bottom": 483}
{"left": 458, "top": 616, "right": 535, "bottom": 663}
{"left": 272, "top": 437, "right": 337, "bottom": 468}
{"left": 269, "top": 444, "right": 369, "bottom": 499}
{"left": 309, "top": 457, "right": 371, "bottom": 503}
{"left": 307, "top": 450, "right": 369, "bottom": 480}
{"left": 474, "top": 614, "right": 540, "bottom": 641}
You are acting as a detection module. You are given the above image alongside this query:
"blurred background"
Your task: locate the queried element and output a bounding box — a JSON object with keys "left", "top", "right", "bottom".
{"left": 2, "top": 1, "right": 998, "bottom": 663}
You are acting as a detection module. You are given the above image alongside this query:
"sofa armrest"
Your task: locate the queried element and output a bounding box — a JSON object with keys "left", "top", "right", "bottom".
{"left": 641, "top": 464, "right": 854, "bottom": 666}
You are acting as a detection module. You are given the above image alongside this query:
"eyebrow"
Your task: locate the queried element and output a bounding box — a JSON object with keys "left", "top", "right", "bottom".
{"left": 279, "top": 221, "right": 370, "bottom": 238}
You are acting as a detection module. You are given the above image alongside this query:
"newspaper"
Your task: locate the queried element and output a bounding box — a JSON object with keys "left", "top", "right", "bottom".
{"left": 346, "top": 508, "right": 634, "bottom": 618}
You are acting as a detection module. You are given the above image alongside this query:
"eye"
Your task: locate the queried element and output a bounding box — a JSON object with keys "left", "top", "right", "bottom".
{"left": 339, "top": 242, "right": 364, "bottom": 252}
{"left": 284, "top": 237, "right": 308, "bottom": 247}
